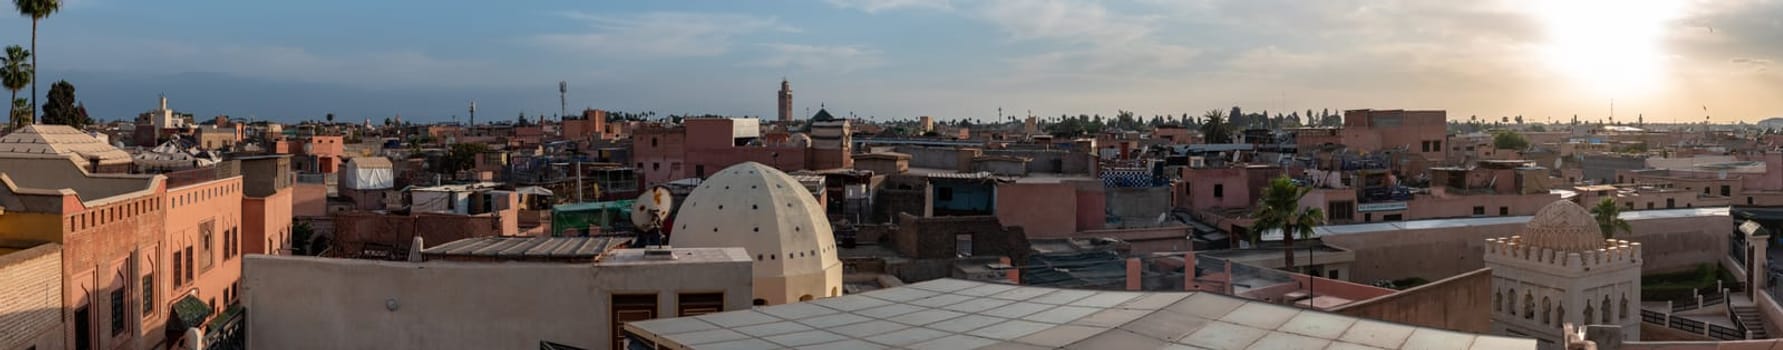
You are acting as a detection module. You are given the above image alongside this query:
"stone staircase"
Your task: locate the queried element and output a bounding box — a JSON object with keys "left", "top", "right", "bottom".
{"left": 1732, "top": 305, "right": 1770, "bottom": 339}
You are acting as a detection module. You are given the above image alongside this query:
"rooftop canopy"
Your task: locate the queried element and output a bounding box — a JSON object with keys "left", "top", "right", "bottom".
{"left": 624, "top": 279, "right": 1536, "bottom": 349}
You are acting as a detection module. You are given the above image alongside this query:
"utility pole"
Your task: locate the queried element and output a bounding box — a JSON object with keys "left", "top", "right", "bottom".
{"left": 559, "top": 81, "right": 568, "bottom": 121}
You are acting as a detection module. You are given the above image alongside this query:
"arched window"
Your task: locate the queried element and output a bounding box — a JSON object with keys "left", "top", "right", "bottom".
{"left": 1524, "top": 293, "right": 1535, "bottom": 320}
{"left": 1556, "top": 305, "right": 1565, "bottom": 326}
{"left": 1601, "top": 297, "right": 1611, "bottom": 323}
{"left": 1495, "top": 291, "right": 1503, "bottom": 313}
{"left": 799, "top": 295, "right": 814, "bottom": 302}
{"left": 1620, "top": 295, "right": 1629, "bottom": 320}
{"left": 1507, "top": 289, "right": 1516, "bottom": 314}
{"left": 1542, "top": 297, "right": 1553, "bottom": 325}
{"left": 1584, "top": 304, "right": 1594, "bottom": 325}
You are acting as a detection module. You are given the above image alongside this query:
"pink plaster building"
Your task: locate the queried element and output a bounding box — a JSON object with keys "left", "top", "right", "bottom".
{"left": 301, "top": 135, "right": 344, "bottom": 174}
{"left": 632, "top": 118, "right": 847, "bottom": 187}
{"left": 562, "top": 109, "right": 610, "bottom": 142}
{"left": 240, "top": 156, "right": 295, "bottom": 256}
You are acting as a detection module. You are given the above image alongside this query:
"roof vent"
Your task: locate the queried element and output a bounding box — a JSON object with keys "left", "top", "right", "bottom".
{"left": 643, "top": 246, "right": 677, "bottom": 260}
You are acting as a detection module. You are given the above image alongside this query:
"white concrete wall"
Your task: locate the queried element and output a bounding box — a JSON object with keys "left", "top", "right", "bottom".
{"left": 244, "top": 252, "right": 752, "bottom": 350}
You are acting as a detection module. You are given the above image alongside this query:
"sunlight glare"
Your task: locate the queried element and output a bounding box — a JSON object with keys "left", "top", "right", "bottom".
{"left": 1538, "top": 0, "right": 1680, "bottom": 97}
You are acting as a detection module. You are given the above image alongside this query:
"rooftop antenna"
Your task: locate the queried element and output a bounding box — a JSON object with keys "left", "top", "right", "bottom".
{"left": 558, "top": 81, "right": 568, "bottom": 121}
{"left": 468, "top": 100, "right": 477, "bottom": 126}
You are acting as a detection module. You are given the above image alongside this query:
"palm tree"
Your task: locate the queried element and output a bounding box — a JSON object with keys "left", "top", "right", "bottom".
{"left": 1199, "top": 109, "right": 1232, "bottom": 144}
{"left": 0, "top": 45, "right": 29, "bottom": 127}
{"left": 1590, "top": 197, "right": 1630, "bottom": 239}
{"left": 1252, "top": 176, "right": 1327, "bottom": 272}
{"left": 15, "top": 0, "right": 59, "bottom": 119}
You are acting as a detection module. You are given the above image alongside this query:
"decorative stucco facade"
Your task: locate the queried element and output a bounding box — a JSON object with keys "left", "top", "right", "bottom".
{"left": 1486, "top": 200, "right": 1642, "bottom": 345}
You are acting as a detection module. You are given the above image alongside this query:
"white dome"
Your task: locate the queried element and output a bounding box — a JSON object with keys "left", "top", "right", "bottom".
{"left": 671, "top": 162, "right": 841, "bottom": 304}
{"left": 787, "top": 133, "right": 813, "bottom": 148}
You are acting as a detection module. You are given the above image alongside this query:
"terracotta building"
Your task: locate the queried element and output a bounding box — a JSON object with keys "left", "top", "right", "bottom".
{"left": 0, "top": 129, "right": 288, "bottom": 349}
{"left": 563, "top": 108, "right": 611, "bottom": 143}
{"left": 633, "top": 117, "right": 846, "bottom": 187}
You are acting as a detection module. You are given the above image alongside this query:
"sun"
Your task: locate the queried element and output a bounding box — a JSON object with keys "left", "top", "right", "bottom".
{"left": 1537, "top": 0, "right": 1682, "bottom": 97}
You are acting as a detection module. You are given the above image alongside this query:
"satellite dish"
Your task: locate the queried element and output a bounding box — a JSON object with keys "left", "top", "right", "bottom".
{"left": 631, "top": 187, "right": 674, "bottom": 231}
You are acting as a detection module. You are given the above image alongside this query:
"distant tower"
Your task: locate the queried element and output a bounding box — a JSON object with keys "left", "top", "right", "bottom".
{"left": 559, "top": 81, "right": 568, "bottom": 120}
{"left": 778, "top": 79, "right": 793, "bottom": 124}
{"left": 468, "top": 100, "right": 477, "bottom": 126}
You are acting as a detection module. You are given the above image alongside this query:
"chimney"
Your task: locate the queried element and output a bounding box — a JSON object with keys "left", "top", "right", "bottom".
{"left": 998, "top": 256, "right": 1019, "bottom": 284}
{"left": 408, "top": 236, "right": 425, "bottom": 262}
{"left": 1184, "top": 252, "right": 1198, "bottom": 291}
{"left": 957, "top": 148, "right": 982, "bottom": 173}
{"left": 1125, "top": 257, "right": 1142, "bottom": 291}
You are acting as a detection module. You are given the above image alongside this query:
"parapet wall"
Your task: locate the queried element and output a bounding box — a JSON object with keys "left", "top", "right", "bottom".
{"left": 1484, "top": 236, "right": 1642, "bottom": 273}
{"left": 1323, "top": 210, "right": 1728, "bottom": 283}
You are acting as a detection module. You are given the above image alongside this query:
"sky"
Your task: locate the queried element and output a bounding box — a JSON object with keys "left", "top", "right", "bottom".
{"left": 0, "top": 0, "right": 1779, "bottom": 124}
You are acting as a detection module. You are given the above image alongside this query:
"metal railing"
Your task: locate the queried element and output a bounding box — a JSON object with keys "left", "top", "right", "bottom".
{"left": 1670, "top": 315, "right": 1705, "bottom": 334}
{"left": 204, "top": 307, "right": 247, "bottom": 350}
{"left": 1709, "top": 323, "right": 1745, "bottom": 341}
{"left": 1640, "top": 309, "right": 1666, "bottom": 325}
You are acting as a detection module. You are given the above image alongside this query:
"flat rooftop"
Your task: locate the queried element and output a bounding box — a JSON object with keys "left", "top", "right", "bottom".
{"left": 627, "top": 279, "right": 1534, "bottom": 349}
{"left": 596, "top": 247, "right": 751, "bottom": 266}
{"left": 1256, "top": 206, "right": 1731, "bottom": 241}
{"left": 421, "top": 236, "right": 625, "bottom": 260}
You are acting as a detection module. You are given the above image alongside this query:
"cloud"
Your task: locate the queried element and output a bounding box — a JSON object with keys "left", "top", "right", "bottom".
{"left": 39, "top": 34, "right": 498, "bottom": 88}
{"left": 749, "top": 44, "right": 885, "bottom": 73}
{"left": 825, "top": 0, "right": 951, "bottom": 13}
{"left": 976, "top": 0, "right": 1198, "bottom": 76}
{"left": 533, "top": 12, "right": 796, "bottom": 58}
{"left": 1732, "top": 57, "right": 1773, "bottom": 72}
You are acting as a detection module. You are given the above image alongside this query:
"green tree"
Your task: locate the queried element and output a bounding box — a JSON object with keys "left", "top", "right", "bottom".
{"left": 0, "top": 45, "right": 29, "bottom": 127}
{"left": 39, "top": 80, "right": 87, "bottom": 128}
{"left": 1199, "top": 109, "right": 1233, "bottom": 144}
{"left": 1590, "top": 197, "right": 1631, "bottom": 239}
{"left": 1493, "top": 131, "right": 1529, "bottom": 151}
{"left": 325, "top": 113, "right": 335, "bottom": 123}
{"left": 434, "top": 142, "right": 489, "bottom": 174}
{"left": 1251, "top": 176, "right": 1326, "bottom": 271}
{"left": 14, "top": 0, "right": 57, "bottom": 114}
{"left": 9, "top": 98, "right": 26, "bottom": 125}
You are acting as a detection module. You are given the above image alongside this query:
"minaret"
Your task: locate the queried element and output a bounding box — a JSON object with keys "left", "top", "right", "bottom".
{"left": 778, "top": 79, "right": 793, "bottom": 124}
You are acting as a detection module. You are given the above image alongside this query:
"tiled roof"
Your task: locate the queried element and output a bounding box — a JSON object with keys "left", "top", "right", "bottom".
{"left": 0, "top": 124, "right": 133, "bottom": 164}
{"left": 420, "top": 236, "right": 622, "bottom": 259}
{"left": 625, "top": 279, "right": 1537, "bottom": 349}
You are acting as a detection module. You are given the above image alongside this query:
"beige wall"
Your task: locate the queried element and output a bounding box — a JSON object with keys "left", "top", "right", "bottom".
{"left": 0, "top": 243, "right": 64, "bottom": 350}
{"left": 1332, "top": 268, "right": 1494, "bottom": 333}
{"left": 244, "top": 251, "right": 753, "bottom": 350}
{"left": 1323, "top": 212, "right": 1730, "bottom": 283}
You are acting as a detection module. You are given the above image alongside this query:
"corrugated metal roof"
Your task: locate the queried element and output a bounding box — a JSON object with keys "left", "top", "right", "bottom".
{"left": 421, "top": 236, "right": 622, "bottom": 259}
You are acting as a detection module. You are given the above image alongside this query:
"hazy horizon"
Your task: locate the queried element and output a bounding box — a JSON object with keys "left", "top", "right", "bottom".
{"left": 2, "top": 0, "right": 1780, "bottom": 123}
